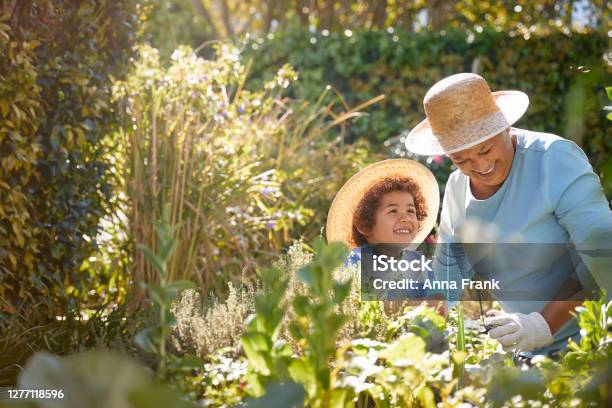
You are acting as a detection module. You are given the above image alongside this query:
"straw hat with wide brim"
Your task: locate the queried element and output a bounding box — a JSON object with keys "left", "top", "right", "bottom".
{"left": 326, "top": 159, "right": 440, "bottom": 249}
{"left": 405, "top": 73, "right": 529, "bottom": 156}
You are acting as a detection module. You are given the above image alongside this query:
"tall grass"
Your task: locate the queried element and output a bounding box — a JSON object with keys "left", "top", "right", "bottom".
{"left": 456, "top": 303, "right": 466, "bottom": 389}
{"left": 112, "top": 44, "right": 380, "bottom": 299}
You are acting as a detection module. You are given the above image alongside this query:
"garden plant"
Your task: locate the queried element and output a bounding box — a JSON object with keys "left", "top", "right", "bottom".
{"left": 1, "top": 1, "right": 611, "bottom": 407}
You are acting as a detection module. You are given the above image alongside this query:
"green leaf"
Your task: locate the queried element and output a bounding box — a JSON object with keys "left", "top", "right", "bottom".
{"left": 288, "top": 359, "right": 317, "bottom": 397}
{"left": 292, "top": 295, "right": 310, "bottom": 316}
{"left": 242, "top": 332, "right": 273, "bottom": 375}
{"left": 19, "top": 351, "right": 152, "bottom": 408}
{"left": 297, "top": 264, "right": 313, "bottom": 286}
{"left": 333, "top": 280, "right": 352, "bottom": 303}
{"left": 244, "top": 371, "right": 267, "bottom": 398}
{"left": 378, "top": 333, "right": 425, "bottom": 363}
{"left": 158, "top": 238, "right": 177, "bottom": 263}
{"left": 329, "top": 388, "right": 350, "bottom": 408}
{"left": 50, "top": 125, "right": 61, "bottom": 149}
{"left": 241, "top": 381, "right": 305, "bottom": 408}
{"left": 164, "top": 280, "right": 196, "bottom": 301}
{"left": 148, "top": 284, "right": 168, "bottom": 306}
{"left": 418, "top": 386, "right": 436, "bottom": 408}
{"left": 0, "top": 99, "right": 8, "bottom": 117}
{"left": 129, "top": 383, "right": 198, "bottom": 408}
{"left": 288, "top": 321, "right": 303, "bottom": 340}
{"left": 134, "top": 327, "right": 161, "bottom": 354}
{"left": 486, "top": 367, "right": 545, "bottom": 406}
{"left": 320, "top": 241, "right": 350, "bottom": 271}
{"left": 324, "top": 313, "right": 348, "bottom": 335}
{"left": 136, "top": 243, "right": 167, "bottom": 279}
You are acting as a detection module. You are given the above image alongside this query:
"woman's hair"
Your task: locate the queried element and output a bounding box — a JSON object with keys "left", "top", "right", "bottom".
{"left": 351, "top": 176, "right": 428, "bottom": 247}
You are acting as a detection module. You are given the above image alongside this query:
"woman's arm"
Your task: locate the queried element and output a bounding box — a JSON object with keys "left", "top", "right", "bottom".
{"left": 539, "top": 277, "right": 589, "bottom": 335}
{"left": 542, "top": 140, "right": 612, "bottom": 297}
{"left": 539, "top": 140, "right": 612, "bottom": 333}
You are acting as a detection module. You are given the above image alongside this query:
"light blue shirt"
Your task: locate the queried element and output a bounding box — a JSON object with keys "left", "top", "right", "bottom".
{"left": 432, "top": 128, "right": 612, "bottom": 355}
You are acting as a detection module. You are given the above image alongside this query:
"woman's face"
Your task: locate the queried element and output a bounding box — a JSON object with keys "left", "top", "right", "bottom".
{"left": 361, "top": 191, "right": 419, "bottom": 244}
{"left": 448, "top": 129, "right": 515, "bottom": 192}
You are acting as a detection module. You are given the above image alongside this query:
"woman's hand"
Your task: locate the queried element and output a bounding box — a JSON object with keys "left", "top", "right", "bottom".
{"left": 484, "top": 310, "right": 553, "bottom": 352}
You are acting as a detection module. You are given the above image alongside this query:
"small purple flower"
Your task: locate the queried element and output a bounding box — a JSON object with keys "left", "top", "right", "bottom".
{"left": 238, "top": 105, "right": 245, "bottom": 114}
{"left": 260, "top": 186, "right": 276, "bottom": 196}
{"left": 266, "top": 220, "right": 277, "bottom": 229}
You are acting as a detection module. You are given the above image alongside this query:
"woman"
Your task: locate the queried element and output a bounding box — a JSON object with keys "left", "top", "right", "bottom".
{"left": 405, "top": 73, "right": 612, "bottom": 357}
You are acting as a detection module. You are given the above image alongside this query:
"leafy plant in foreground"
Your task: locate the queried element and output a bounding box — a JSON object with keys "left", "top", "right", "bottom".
{"left": 286, "top": 240, "right": 353, "bottom": 406}
{"left": 135, "top": 206, "right": 196, "bottom": 372}
{"left": 241, "top": 240, "right": 352, "bottom": 407}
{"left": 473, "top": 294, "right": 612, "bottom": 407}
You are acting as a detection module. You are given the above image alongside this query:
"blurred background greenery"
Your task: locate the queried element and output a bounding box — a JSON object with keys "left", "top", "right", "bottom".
{"left": 0, "top": 0, "right": 610, "bottom": 389}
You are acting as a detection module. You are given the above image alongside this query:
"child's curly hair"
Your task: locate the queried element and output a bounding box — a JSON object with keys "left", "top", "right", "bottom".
{"left": 351, "top": 176, "right": 428, "bottom": 247}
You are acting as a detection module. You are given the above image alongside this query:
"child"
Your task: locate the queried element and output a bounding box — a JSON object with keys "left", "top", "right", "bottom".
{"left": 326, "top": 159, "right": 440, "bottom": 302}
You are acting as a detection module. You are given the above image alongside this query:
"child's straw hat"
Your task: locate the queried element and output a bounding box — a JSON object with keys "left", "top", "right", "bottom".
{"left": 405, "top": 73, "right": 529, "bottom": 155}
{"left": 326, "top": 159, "right": 439, "bottom": 248}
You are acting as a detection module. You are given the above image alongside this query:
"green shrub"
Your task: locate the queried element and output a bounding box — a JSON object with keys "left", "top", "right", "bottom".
{"left": 245, "top": 27, "right": 611, "bottom": 197}
{"left": 14, "top": 241, "right": 610, "bottom": 407}
{"left": 19, "top": 350, "right": 197, "bottom": 408}
{"left": 112, "top": 43, "right": 379, "bottom": 297}
{"left": 168, "top": 240, "right": 405, "bottom": 362}
{"left": 0, "top": 1, "right": 139, "bottom": 316}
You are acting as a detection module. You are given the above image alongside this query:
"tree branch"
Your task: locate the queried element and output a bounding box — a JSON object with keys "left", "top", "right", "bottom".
{"left": 190, "top": 0, "right": 220, "bottom": 39}
{"left": 219, "top": 0, "right": 235, "bottom": 38}
{"left": 371, "top": 0, "right": 387, "bottom": 29}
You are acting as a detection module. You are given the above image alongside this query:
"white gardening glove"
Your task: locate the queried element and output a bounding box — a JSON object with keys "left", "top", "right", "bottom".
{"left": 484, "top": 310, "right": 553, "bottom": 352}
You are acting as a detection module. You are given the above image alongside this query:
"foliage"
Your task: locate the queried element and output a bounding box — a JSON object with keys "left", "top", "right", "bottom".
{"left": 171, "top": 284, "right": 257, "bottom": 357}
{"left": 18, "top": 350, "right": 196, "bottom": 408}
{"left": 473, "top": 294, "right": 612, "bottom": 407}
{"left": 172, "top": 243, "right": 612, "bottom": 407}
{"left": 245, "top": 26, "right": 611, "bottom": 197}
{"left": 0, "top": 300, "right": 149, "bottom": 387}
{"left": 12, "top": 241, "right": 612, "bottom": 407}
{"left": 168, "top": 239, "right": 407, "bottom": 364}
{"left": 145, "top": 0, "right": 609, "bottom": 53}
{"left": 0, "top": 1, "right": 140, "bottom": 317}
{"left": 0, "top": 3, "right": 143, "bottom": 382}
{"left": 241, "top": 240, "right": 353, "bottom": 407}
{"left": 286, "top": 240, "right": 353, "bottom": 406}
{"left": 135, "top": 206, "right": 196, "bottom": 371}
{"left": 601, "top": 86, "right": 612, "bottom": 196}
{"left": 112, "top": 42, "right": 377, "bottom": 298}
{"left": 240, "top": 264, "right": 295, "bottom": 398}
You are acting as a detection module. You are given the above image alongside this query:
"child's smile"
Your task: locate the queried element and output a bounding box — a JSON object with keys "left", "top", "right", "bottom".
{"left": 363, "top": 191, "right": 419, "bottom": 244}
{"left": 393, "top": 227, "right": 414, "bottom": 236}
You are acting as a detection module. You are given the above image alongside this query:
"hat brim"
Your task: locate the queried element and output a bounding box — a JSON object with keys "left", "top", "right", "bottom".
{"left": 405, "top": 90, "right": 529, "bottom": 156}
{"left": 326, "top": 159, "right": 440, "bottom": 249}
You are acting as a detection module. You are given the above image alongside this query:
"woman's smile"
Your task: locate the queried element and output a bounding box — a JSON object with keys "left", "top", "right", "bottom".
{"left": 473, "top": 162, "right": 497, "bottom": 179}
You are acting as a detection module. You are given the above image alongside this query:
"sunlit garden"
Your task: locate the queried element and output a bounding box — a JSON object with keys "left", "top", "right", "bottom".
{"left": 1, "top": 1, "right": 611, "bottom": 407}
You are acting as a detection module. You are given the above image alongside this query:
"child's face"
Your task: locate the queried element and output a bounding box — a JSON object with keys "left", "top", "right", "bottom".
{"left": 361, "top": 191, "right": 419, "bottom": 244}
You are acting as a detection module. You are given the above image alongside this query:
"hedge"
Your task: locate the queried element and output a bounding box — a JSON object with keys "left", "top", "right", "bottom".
{"left": 244, "top": 27, "right": 611, "bottom": 194}
{"left": 0, "top": 1, "right": 139, "bottom": 317}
